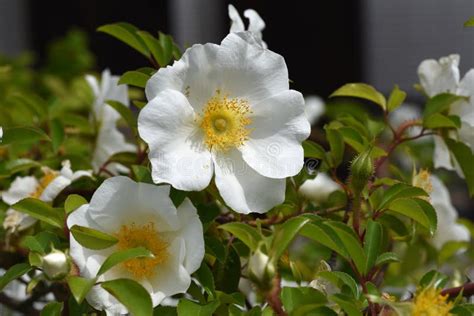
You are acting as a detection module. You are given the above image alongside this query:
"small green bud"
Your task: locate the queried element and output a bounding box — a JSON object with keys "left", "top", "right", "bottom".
{"left": 42, "top": 249, "right": 71, "bottom": 281}
{"left": 350, "top": 147, "right": 374, "bottom": 193}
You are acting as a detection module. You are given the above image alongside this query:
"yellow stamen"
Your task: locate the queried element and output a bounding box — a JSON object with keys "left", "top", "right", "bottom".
{"left": 412, "top": 287, "right": 453, "bottom": 316}
{"left": 199, "top": 90, "right": 252, "bottom": 151}
{"left": 412, "top": 169, "right": 432, "bottom": 200}
{"left": 116, "top": 222, "right": 168, "bottom": 279}
{"left": 30, "top": 169, "right": 59, "bottom": 199}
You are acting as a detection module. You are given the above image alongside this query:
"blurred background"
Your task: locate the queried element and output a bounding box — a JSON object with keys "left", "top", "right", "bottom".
{"left": 1, "top": 0, "right": 473, "bottom": 98}
{"left": 0, "top": 0, "right": 473, "bottom": 214}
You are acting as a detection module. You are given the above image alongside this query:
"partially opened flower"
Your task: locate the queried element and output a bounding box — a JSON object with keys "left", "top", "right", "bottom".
{"left": 417, "top": 55, "right": 474, "bottom": 175}
{"left": 138, "top": 32, "right": 310, "bottom": 214}
{"left": 228, "top": 4, "right": 267, "bottom": 48}
{"left": 86, "top": 69, "right": 136, "bottom": 174}
{"left": 2, "top": 161, "right": 92, "bottom": 232}
{"left": 67, "top": 176, "right": 204, "bottom": 314}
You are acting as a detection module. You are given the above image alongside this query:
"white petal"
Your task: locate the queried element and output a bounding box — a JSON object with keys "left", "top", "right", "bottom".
{"left": 39, "top": 176, "right": 71, "bottom": 202}
{"left": 216, "top": 32, "right": 288, "bottom": 103}
{"left": 459, "top": 123, "right": 474, "bottom": 150}
{"left": 298, "top": 173, "right": 341, "bottom": 204}
{"left": 433, "top": 135, "right": 456, "bottom": 171}
{"left": 244, "top": 9, "right": 265, "bottom": 34}
{"left": 85, "top": 74, "right": 100, "bottom": 98}
{"left": 228, "top": 4, "right": 245, "bottom": 33}
{"left": 388, "top": 103, "right": 423, "bottom": 138}
{"left": 432, "top": 223, "right": 470, "bottom": 250}
{"left": 452, "top": 69, "right": 474, "bottom": 126}
{"left": 213, "top": 149, "right": 286, "bottom": 214}
{"left": 305, "top": 96, "right": 325, "bottom": 125}
{"left": 430, "top": 175, "right": 457, "bottom": 222}
{"left": 145, "top": 43, "right": 220, "bottom": 111}
{"left": 2, "top": 176, "right": 38, "bottom": 205}
{"left": 149, "top": 238, "right": 191, "bottom": 301}
{"left": 138, "top": 90, "right": 213, "bottom": 191}
{"left": 417, "top": 54, "right": 460, "bottom": 97}
{"left": 240, "top": 90, "right": 310, "bottom": 178}
{"left": 86, "top": 177, "right": 180, "bottom": 233}
{"left": 175, "top": 198, "right": 204, "bottom": 273}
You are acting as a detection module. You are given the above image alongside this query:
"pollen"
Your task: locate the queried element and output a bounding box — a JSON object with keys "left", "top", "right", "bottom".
{"left": 412, "top": 169, "right": 433, "bottom": 200}
{"left": 30, "top": 169, "right": 59, "bottom": 199}
{"left": 411, "top": 287, "right": 453, "bottom": 316}
{"left": 116, "top": 222, "right": 168, "bottom": 279}
{"left": 199, "top": 90, "right": 252, "bottom": 151}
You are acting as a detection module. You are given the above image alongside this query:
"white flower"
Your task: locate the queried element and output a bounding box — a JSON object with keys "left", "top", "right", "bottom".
{"left": 0, "top": 126, "right": 3, "bottom": 141}
{"left": 2, "top": 161, "right": 92, "bottom": 232}
{"left": 417, "top": 54, "right": 474, "bottom": 175}
{"left": 388, "top": 103, "right": 423, "bottom": 138}
{"left": 305, "top": 96, "right": 325, "bottom": 125}
{"left": 42, "top": 250, "right": 71, "bottom": 280}
{"left": 138, "top": 32, "right": 310, "bottom": 214}
{"left": 248, "top": 248, "right": 273, "bottom": 282}
{"left": 86, "top": 69, "right": 136, "bottom": 174}
{"left": 228, "top": 4, "right": 267, "bottom": 48}
{"left": 67, "top": 176, "right": 204, "bottom": 314}
{"left": 429, "top": 175, "right": 470, "bottom": 249}
{"left": 298, "top": 173, "right": 341, "bottom": 205}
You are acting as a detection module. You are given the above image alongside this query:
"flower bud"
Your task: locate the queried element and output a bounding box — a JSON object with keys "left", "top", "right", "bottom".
{"left": 42, "top": 250, "right": 71, "bottom": 280}
{"left": 350, "top": 147, "right": 374, "bottom": 193}
{"left": 248, "top": 247, "right": 275, "bottom": 287}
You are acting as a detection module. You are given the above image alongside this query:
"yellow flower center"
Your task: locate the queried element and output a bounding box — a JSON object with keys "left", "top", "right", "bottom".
{"left": 116, "top": 222, "right": 168, "bottom": 279}
{"left": 30, "top": 170, "right": 59, "bottom": 199}
{"left": 412, "top": 169, "right": 432, "bottom": 200}
{"left": 199, "top": 90, "right": 252, "bottom": 151}
{"left": 412, "top": 287, "right": 453, "bottom": 316}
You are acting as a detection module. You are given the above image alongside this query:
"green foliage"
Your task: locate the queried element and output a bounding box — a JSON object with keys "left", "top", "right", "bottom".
{"left": 69, "top": 225, "right": 118, "bottom": 250}
{"left": 330, "top": 83, "right": 386, "bottom": 110}
{"left": 12, "top": 198, "right": 64, "bottom": 228}
{"left": 101, "top": 278, "right": 153, "bottom": 316}
{"left": 0, "top": 263, "right": 31, "bottom": 291}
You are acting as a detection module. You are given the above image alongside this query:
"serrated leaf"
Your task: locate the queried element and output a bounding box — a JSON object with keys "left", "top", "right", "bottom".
{"left": 330, "top": 83, "right": 386, "bottom": 110}
{"left": 1, "top": 126, "right": 51, "bottom": 145}
{"left": 387, "top": 85, "right": 407, "bottom": 111}
{"left": 119, "top": 70, "right": 150, "bottom": 88}
{"left": 68, "top": 276, "right": 96, "bottom": 303}
{"left": 97, "top": 23, "right": 149, "bottom": 57}
{"left": 70, "top": 225, "right": 118, "bottom": 250}
{"left": 101, "top": 278, "right": 153, "bottom": 316}
{"left": 219, "top": 222, "right": 261, "bottom": 251}
{"left": 0, "top": 263, "right": 31, "bottom": 291}
{"left": 64, "top": 194, "right": 88, "bottom": 214}
{"left": 12, "top": 198, "right": 64, "bottom": 228}
{"left": 97, "top": 247, "right": 153, "bottom": 276}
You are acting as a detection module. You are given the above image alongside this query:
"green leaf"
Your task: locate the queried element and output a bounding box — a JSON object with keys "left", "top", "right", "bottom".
{"left": 387, "top": 85, "right": 407, "bottom": 111}
{"left": 97, "top": 23, "right": 149, "bottom": 57}
{"left": 97, "top": 247, "right": 153, "bottom": 276}
{"left": 70, "top": 225, "right": 118, "bottom": 250}
{"left": 445, "top": 138, "right": 474, "bottom": 196}
{"left": 131, "top": 165, "right": 153, "bottom": 183}
{"left": 465, "top": 17, "right": 474, "bottom": 27}
{"left": 299, "top": 222, "right": 348, "bottom": 259}
{"left": 419, "top": 270, "right": 449, "bottom": 289}
{"left": 388, "top": 198, "right": 437, "bottom": 234}
{"left": 377, "top": 183, "right": 428, "bottom": 210}
{"left": 270, "top": 216, "right": 310, "bottom": 261}
{"left": 177, "top": 299, "right": 220, "bottom": 316}
{"left": 317, "top": 271, "right": 360, "bottom": 298}
{"left": 106, "top": 100, "right": 137, "bottom": 132}
{"left": 137, "top": 31, "right": 166, "bottom": 66}
{"left": 364, "top": 220, "right": 383, "bottom": 273}
{"left": 119, "top": 70, "right": 150, "bottom": 88}
{"left": 21, "top": 231, "right": 60, "bottom": 254}
{"left": 64, "top": 194, "right": 88, "bottom": 214}
{"left": 326, "top": 222, "right": 367, "bottom": 274}
{"left": 330, "top": 294, "right": 363, "bottom": 316}
{"left": 219, "top": 223, "right": 261, "bottom": 251}
{"left": 5, "top": 158, "right": 40, "bottom": 175}
{"left": 330, "top": 83, "right": 386, "bottom": 110}
{"left": 41, "top": 302, "right": 63, "bottom": 316}
{"left": 12, "top": 198, "right": 64, "bottom": 228}
{"left": 1, "top": 126, "right": 51, "bottom": 145}
{"left": 281, "top": 287, "right": 327, "bottom": 313}
{"left": 375, "top": 252, "right": 400, "bottom": 266}
{"left": 107, "top": 151, "right": 137, "bottom": 166}
{"left": 423, "top": 93, "right": 466, "bottom": 118}
{"left": 0, "top": 263, "right": 31, "bottom": 291}
{"left": 154, "top": 306, "right": 177, "bottom": 316}
{"left": 68, "top": 276, "right": 96, "bottom": 304}
{"left": 302, "top": 140, "right": 327, "bottom": 161}
{"left": 213, "top": 245, "right": 241, "bottom": 293}
{"left": 50, "top": 118, "right": 64, "bottom": 153}
{"left": 325, "top": 128, "right": 344, "bottom": 167}
{"left": 8, "top": 93, "right": 48, "bottom": 119}
{"left": 101, "top": 278, "right": 153, "bottom": 316}
{"left": 158, "top": 32, "right": 173, "bottom": 65}
{"left": 194, "top": 262, "right": 215, "bottom": 299}
{"left": 423, "top": 113, "right": 461, "bottom": 129}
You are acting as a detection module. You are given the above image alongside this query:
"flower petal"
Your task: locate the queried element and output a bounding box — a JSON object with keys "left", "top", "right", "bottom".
{"left": 305, "top": 95, "right": 325, "bottom": 125}
{"left": 453, "top": 69, "right": 474, "bottom": 126}
{"left": 2, "top": 176, "right": 38, "bottom": 205}
{"left": 244, "top": 9, "right": 265, "bottom": 34}
{"left": 417, "top": 54, "right": 460, "bottom": 97}
{"left": 228, "top": 4, "right": 245, "bottom": 33}
{"left": 240, "top": 90, "right": 310, "bottom": 178}
{"left": 298, "top": 173, "right": 341, "bottom": 204}
{"left": 213, "top": 149, "right": 285, "bottom": 214}
{"left": 40, "top": 176, "right": 71, "bottom": 202}
{"left": 138, "top": 89, "right": 213, "bottom": 191}
{"left": 175, "top": 198, "right": 204, "bottom": 273}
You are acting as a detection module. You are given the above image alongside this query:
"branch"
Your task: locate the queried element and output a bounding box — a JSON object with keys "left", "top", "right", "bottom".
{"left": 266, "top": 274, "right": 287, "bottom": 316}
{"left": 441, "top": 282, "right": 474, "bottom": 298}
